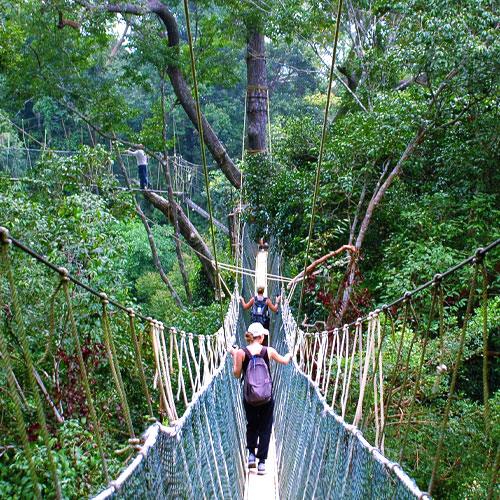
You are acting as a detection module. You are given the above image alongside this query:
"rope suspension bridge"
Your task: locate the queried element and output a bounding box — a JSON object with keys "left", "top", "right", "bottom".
{"left": 1, "top": 224, "right": 499, "bottom": 499}
{"left": 1, "top": 2, "right": 499, "bottom": 497}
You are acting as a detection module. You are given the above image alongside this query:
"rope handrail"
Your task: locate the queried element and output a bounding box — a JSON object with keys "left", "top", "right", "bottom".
{"left": 0, "top": 227, "right": 152, "bottom": 323}
{"left": 341, "top": 236, "right": 500, "bottom": 330}
{"left": 284, "top": 236, "right": 500, "bottom": 498}
{"left": 279, "top": 292, "right": 431, "bottom": 499}
{"left": 0, "top": 223, "right": 246, "bottom": 499}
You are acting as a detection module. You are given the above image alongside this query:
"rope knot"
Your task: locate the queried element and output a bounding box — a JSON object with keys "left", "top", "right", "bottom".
{"left": 99, "top": 292, "right": 108, "bottom": 304}
{"left": 0, "top": 227, "right": 11, "bottom": 245}
{"left": 403, "top": 291, "right": 412, "bottom": 302}
{"left": 473, "top": 247, "right": 485, "bottom": 262}
{"left": 108, "top": 480, "right": 121, "bottom": 492}
{"left": 128, "top": 437, "right": 142, "bottom": 451}
{"left": 58, "top": 267, "right": 69, "bottom": 281}
{"left": 433, "top": 273, "right": 442, "bottom": 284}
{"left": 126, "top": 307, "right": 135, "bottom": 318}
{"left": 381, "top": 304, "right": 388, "bottom": 312}
{"left": 388, "top": 460, "right": 401, "bottom": 472}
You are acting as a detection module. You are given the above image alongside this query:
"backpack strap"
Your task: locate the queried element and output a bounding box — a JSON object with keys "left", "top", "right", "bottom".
{"left": 260, "top": 346, "right": 271, "bottom": 373}
{"left": 242, "top": 347, "right": 252, "bottom": 376}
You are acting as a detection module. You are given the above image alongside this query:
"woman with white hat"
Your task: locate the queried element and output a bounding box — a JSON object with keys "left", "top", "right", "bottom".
{"left": 229, "top": 322, "right": 292, "bottom": 475}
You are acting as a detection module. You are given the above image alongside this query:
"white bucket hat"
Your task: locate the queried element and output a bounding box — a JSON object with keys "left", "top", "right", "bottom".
{"left": 247, "top": 322, "right": 269, "bottom": 338}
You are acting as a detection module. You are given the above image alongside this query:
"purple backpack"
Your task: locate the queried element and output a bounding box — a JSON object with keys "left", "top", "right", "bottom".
{"left": 243, "top": 347, "right": 272, "bottom": 406}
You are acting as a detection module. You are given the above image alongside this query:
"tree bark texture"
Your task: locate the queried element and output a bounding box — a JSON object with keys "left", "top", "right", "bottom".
{"left": 246, "top": 30, "right": 268, "bottom": 154}
{"left": 142, "top": 190, "right": 221, "bottom": 292}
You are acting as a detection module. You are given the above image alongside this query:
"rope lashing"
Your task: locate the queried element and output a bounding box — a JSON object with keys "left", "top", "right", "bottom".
{"left": 246, "top": 85, "right": 268, "bottom": 91}
{"left": 100, "top": 293, "right": 135, "bottom": 438}
{"left": 150, "top": 319, "right": 170, "bottom": 420}
{"left": 127, "top": 308, "right": 154, "bottom": 418}
{"left": 246, "top": 148, "right": 268, "bottom": 154}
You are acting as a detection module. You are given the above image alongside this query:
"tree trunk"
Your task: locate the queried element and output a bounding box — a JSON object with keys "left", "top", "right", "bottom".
{"left": 334, "top": 128, "right": 427, "bottom": 324}
{"left": 143, "top": 190, "right": 230, "bottom": 297}
{"left": 246, "top": 30, "right": 268, "bottom": 154}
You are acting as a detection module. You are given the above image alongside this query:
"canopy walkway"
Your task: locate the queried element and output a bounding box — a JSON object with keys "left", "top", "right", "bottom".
{"left": 1, "top": 225, "right": 500, "bottom": 499}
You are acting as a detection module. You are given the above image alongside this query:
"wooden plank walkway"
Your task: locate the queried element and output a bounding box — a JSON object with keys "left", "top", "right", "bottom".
{"left": 255, "top": 248, "right": 268, "bottom": 296}
{"left": 245, "top": 245, "right": 278, "bottom": 500}
{"left": 245, "top": 433, "right": 279, "bottom": 500}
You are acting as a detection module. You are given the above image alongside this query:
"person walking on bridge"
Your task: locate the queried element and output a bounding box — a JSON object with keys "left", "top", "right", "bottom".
{"left": 124, "top": 144, "right": 151, "bottom": 189}
{"left": 229, "top": 322, "right": 291, "bottom": 475}
{"left": 240, "top": 286, "right": 280, "bottom": 332}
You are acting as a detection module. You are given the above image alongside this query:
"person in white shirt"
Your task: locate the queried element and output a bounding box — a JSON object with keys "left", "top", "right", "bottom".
{"left": 124, "top": 144, "right": 150, "bottom": 189}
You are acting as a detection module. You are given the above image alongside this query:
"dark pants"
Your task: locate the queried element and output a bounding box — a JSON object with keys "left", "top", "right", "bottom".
{"left": 244, "top": 398, "right": 274, "bottom": 461}
{"left": 138, "top": 164, "right": 149, "bottom": 189}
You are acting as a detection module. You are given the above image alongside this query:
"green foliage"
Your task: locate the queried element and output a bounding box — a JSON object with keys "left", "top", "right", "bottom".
{"left": 0, "top": 0, "right": 498, "bottom": 497}
{"left": 120, "top": 222, "right": 176, "bottom": 283}
{"left": 0, "top": 419, "right": 123, "bottom": 499}
{"left": 170, "top": 301, "right": 228, "bottom": 337}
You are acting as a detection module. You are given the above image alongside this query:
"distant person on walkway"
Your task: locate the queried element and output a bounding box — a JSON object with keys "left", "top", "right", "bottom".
{"left": 258, "top": 238, "right": 269, "bottom": 251}
{"left": 229, "top": 322, "right": 291, "bottom": 475}
{"left": 240, "top": 285, "right": 280, "bottom": 332}
{"left": 124, "top": 144, "right": 151, "bottom": 189}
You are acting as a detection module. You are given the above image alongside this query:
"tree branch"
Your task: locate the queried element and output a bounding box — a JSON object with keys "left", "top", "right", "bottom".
{"left": 287, "top": 245, "right": 357, "bottom": 290}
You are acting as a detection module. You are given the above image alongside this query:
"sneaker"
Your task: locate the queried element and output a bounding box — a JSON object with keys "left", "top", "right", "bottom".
{"left": 248, "top": 452, "right": 256, "bottom": 469}
{"left": 257, "top": 461, "right": 266, "bottom": 475}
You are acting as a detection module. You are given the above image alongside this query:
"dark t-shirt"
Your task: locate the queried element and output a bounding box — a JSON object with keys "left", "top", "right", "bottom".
{"left": 242, "top": 346, "right": 270, "bottom": 376}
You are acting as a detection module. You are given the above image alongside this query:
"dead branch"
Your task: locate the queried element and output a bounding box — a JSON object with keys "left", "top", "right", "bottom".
{"left": 287, "top": 244, "right": 357, "bottom": 290}
{"left": 57, "top": 10, "right": 81, "bottom": 29}
{"left": 106, "top": 21, "right": 130, "bottom": 64}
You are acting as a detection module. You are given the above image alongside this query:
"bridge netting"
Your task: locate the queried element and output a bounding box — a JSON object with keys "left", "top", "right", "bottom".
{"left": 1, "top": 225, "right": 499, "bottom": 499}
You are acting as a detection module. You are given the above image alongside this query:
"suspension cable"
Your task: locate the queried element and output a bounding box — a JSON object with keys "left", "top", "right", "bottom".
{"left": 182, "top": 0, "right": 227, "bottom": 336}
{"left": 293, "top": 0, "right": 344, "bottom": 348}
